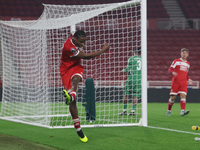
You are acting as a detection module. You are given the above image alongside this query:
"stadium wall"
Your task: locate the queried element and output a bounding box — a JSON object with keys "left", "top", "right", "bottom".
{"left": 148, "top": 88, "right": 200, "bottom": 103}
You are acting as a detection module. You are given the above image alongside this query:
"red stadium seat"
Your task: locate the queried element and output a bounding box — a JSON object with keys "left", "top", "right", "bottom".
{"left": 147, "top": 30, "right": 200, "bottom": 81}
{"left": 179, "top": 0, "right": 200, "bottom": 18}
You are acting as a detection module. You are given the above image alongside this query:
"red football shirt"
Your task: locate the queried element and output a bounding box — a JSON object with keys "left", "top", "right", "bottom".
{"left": 60, "top": 36, "right": 83, "bottom": 74}
{"left": 169, "top": 58, "right": 190, "bottom": 83}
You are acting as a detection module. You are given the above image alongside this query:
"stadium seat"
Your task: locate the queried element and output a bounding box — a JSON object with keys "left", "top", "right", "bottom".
{"left": 147, "top": 0, "right": 169, "bottom": 18}
{"left": 0, "top": 1, "right": 199, "bottom": 84}
{"left": 179, "top": 0, "right": 200, "bottom": 18}
{"left": 147, "top": 30, "right": 200, "bottom": 82}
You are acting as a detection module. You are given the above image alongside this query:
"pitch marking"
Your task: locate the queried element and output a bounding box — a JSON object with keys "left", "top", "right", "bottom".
{"left": 147, "top": 126, "right": 200, "bottom": 136}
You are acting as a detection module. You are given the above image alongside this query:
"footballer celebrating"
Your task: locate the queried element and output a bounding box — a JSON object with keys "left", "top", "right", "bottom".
{"left": 60, "top": 30, "right": 110, "bottom": 142}
{"left": 166, "top": 48, "right": 193, "bottom": 116}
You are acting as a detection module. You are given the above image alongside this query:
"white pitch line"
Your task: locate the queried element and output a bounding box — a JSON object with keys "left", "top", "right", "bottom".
{"left": 146, "top": 126, "right": 200, "bottom": 136}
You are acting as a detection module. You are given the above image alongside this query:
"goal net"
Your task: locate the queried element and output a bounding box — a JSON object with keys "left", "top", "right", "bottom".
{"left": 0, "top": 0, "right": 147, "bottom": 128}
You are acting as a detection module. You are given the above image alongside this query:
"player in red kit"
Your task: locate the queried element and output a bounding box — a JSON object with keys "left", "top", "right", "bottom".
{"left": 60, "top": 30, "right": 110, "bottom": 142}
{"left": 166, "top": 48, "right": 193, "bottom": 116}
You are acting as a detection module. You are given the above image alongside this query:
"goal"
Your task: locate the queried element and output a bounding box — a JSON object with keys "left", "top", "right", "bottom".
{"left": 0, "top": 0, "right": 147, "bottom": 128}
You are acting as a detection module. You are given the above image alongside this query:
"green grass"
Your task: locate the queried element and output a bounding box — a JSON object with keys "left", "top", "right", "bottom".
{"left": 0, "top": 103, "right": 200, "bottom": 150}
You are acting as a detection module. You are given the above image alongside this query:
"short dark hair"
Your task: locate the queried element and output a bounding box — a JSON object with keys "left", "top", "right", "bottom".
{"left": 135, "top": 47, "right": 141, "bottom": 53}
{"left": 74, "top": 30, "right": 87, "bottom": 39}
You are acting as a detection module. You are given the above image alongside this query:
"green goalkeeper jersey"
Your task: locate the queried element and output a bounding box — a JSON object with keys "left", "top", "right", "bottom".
{"left": 123, "top": 55, "right": 141, "bottom": 97}
{"left": 123, "top": 55, "right": 141, "bottom": 81}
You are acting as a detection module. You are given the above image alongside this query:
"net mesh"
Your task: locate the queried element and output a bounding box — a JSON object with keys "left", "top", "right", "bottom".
{"left": 0, "top": 0, "right": 143, "bottom": 128}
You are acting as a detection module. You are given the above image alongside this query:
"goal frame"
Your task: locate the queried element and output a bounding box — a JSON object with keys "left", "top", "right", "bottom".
{"left": 0, "top": 0, "right": 147, "bottom": 128}
{"left": 141, "top": 0, "right": 147, "bottom": 127}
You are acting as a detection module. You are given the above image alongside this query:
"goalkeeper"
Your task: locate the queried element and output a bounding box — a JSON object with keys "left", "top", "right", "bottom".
{"left": 119, "top": 47, "right": 141, "bottom": 116}
{"left": 60, "top": 30, "right": 110, "bottom": 142}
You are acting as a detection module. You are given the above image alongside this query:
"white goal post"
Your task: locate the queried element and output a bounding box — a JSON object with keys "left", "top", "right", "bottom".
{"left": 0, "top": 0, "right": 147, "bottom": 128}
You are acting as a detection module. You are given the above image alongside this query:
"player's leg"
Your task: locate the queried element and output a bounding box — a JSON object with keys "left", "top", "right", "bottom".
{"left": 167, "top": 81, "right": 178, "bottom": 116}
{"left": 119, "top": 95, "right": 128, "bottom": 115}
{"left": 69, "top": 74, "right": 82, "bottom": 100}
{"left": 120, "top": 80, "right": 130, "bottom": 115}
{"left": 70, "top": 99, "right": 88, "bottom": 142}
{"left": 129, "top": 82, "right": 141, "bottom": 116}
{"left": 129, "top": 96, "right": 138, "bottom": 116}
{"left": 61, "top": 66, "right": 87, "bottom": 142}
{"left": 167, "top": 95, "right": 176, "bottom": 116}
{"left": 69, "top": 75, "right": 82, "bottom": 116}
{"left": 69, "top": 75, "right": 88, "bottom": 142}
{"left": 180, "top": 93, "right": 189, "bottom": 116}
{"left": 63, "top": 74, "right": 82, "bottom": 104}
{"left": 62, "top": 65, "right": 84, "bottom": 105}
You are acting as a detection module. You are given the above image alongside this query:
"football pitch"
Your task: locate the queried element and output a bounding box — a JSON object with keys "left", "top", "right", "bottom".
{"left": 0, "top": 102, "right": 200, "bottom": 150}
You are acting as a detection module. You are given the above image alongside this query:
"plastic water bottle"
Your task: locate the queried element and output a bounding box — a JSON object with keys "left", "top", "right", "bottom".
{"left": 194, "top": 137, "right": 200, "bottom": 141}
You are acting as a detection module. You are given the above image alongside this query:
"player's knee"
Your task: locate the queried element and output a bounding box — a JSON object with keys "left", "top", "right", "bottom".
{"left": 170, "top": 95, "right": 176, "bottom": 101}
{"left": 71, "top": 99, "right": 76, "bottom": 104}
{"left": 180, "top": 94, "right": 186, "bottom": 100}
{"left": 72, "top": 76, "right": 82, "bottom": 83}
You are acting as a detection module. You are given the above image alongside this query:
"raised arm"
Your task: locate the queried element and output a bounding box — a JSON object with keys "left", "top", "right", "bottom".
{"left": 76, "top": 42, "right": 110, "bottom": 59}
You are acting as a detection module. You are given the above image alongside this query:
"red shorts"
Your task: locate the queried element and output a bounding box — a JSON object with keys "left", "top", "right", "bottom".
{"left": 170, "top": 80, "right": 187, "bottom": 95}
{"left": 60, "top": 65, "right": 84, "bottom": 91}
